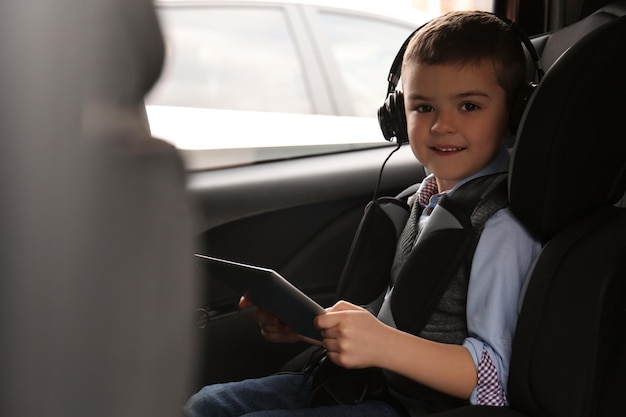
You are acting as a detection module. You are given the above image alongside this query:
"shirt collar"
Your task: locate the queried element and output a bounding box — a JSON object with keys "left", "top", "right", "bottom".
{"left": 450, "top": 146, "right": 510, "bottom": 194}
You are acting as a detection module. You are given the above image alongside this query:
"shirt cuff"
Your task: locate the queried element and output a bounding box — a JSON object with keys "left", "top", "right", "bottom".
{"left": 473, "top": 347, "right": 508, "bottom": 406}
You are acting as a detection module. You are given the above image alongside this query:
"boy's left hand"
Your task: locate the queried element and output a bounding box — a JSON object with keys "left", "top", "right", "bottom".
{"left": 314, "top": 300, "right": 390, "bottom": 369}
{"left": 239, "top": 296, "right": 307, "bottom": 344}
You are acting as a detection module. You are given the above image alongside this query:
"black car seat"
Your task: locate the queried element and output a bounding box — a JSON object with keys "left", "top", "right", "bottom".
{"left": 1, "top": 1, "right": 196, "bottom": 417}
{"left": 428, "top": 13, "right": 626, "bottom": 417}
{"left": 531, "top": 0, "right": 626, "bottom": 69}
{"left": 334, "top": 1, "right": 626, "bottom": 309}
{"left": 282, "top": 3, "right": 626, "bottom": 414}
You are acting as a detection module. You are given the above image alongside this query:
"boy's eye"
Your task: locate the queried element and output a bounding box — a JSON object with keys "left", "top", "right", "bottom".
{"left": 415, "top": 104, "right": 434, "bottom": 113}
{"left": 460, "top": 102, "right": 480, "bottom": 111}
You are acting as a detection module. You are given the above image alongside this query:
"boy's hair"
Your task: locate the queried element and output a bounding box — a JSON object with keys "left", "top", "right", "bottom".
{"left": 402, "top": 11, "right": 527, "bottom": 110}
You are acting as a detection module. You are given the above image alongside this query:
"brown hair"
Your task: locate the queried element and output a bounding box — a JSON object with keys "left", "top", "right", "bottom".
{"left": 402, "top": 11, "right": 527, "bottom": 109}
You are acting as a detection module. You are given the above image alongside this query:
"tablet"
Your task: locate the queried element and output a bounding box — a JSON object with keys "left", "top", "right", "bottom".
{"left": 195, "top": 254, "right": 325, "bottom": 341}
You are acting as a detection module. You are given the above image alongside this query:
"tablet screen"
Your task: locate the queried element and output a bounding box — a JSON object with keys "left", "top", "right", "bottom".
{"left": 195, "top": 254, "right": 325, "bottom": 341}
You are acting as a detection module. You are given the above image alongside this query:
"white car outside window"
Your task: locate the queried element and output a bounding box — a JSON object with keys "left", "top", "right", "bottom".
{"left": 146, "top": 1, "right": 434, "bottom": 169}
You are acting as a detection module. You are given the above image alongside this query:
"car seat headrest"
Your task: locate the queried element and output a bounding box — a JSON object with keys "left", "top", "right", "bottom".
{"left": 509, "top": 16, "right": 626, "bottom": 243}
{"left": 83, "top": 0, "right": 165, "bottom": 106}
{"left": 540, "top": 1, "right": 626, "bottom": 69}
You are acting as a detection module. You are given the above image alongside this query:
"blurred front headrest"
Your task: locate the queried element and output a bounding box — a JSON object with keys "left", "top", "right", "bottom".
{"left": 83, "top": 0, "right": 165, "bottom": 106}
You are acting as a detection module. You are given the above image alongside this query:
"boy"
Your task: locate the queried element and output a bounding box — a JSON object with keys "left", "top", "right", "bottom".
{"left": 184, "top": 10, "right": 541, "bottom": 417}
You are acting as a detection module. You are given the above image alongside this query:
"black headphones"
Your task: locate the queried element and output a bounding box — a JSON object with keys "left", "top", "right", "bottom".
{"left": 377, "top": 14, "right": 545, "bottom": 145}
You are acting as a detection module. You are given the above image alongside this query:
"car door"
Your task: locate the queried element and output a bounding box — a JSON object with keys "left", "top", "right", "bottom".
{"left": 189, "top": 145, "right": 425, "bottom": 389}
{"left": 147, "top": 1, "right": 430, "bottom": 390}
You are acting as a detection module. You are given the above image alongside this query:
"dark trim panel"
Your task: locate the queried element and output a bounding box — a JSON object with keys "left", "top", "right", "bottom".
{"left": 188, "top": 145, "right": 425, "bottom": 232}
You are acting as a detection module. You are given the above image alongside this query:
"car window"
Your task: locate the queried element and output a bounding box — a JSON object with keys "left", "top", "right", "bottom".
{"left": 316, "top": 11, "right": 416, "bottom": 117}
{"left": 148, "top": 6, "right": 312, "bottom": 113}
{"left": 146, "top": 1, "right": 492, "bottom": 170}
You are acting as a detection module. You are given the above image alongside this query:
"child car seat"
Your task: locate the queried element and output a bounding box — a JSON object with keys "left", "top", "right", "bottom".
{"left": 532, "top": 0, "right": 626, "bottom": 70}
{"left": 429, "top": 13, "right": 626, "bottom": 417}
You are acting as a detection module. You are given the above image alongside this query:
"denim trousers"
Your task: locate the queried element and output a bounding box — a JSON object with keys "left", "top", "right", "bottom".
{"left": 183, "top": 373, "right": 405, "bottom": 417}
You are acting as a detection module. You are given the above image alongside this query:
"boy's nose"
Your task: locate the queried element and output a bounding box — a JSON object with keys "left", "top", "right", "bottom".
{"left": 431, "top": 112, "right": 456, "bottom": 135}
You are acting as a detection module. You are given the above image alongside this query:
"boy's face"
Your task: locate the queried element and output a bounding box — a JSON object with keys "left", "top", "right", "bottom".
{"left": 402, "top": 61, "right": 508, "bottom": 192}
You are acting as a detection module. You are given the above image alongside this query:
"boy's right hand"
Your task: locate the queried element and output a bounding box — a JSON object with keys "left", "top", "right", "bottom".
{"left": 239, "top": 296, "right": 303, "bottom": 344}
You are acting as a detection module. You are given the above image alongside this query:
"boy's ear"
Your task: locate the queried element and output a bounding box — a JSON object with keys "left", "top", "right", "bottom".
{"left": 509, "top": 82, "right": 538, "bottom": 135}
{"left": 378, "top": 91, "right": 409, "bottom": 145}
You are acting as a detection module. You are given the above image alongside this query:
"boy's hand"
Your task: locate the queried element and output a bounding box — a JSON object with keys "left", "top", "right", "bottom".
{"left": 239, "top": 296, "right": 304, "bottom": 344}
{"left": 315, "top": 300, "right": 391, "bottom": 369}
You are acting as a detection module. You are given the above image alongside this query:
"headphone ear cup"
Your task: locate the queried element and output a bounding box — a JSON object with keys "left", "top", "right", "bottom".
{"left": 509, "top": 82, "right": 537, "bottom": 135}
{"left": 391, "top": 91, "right": 408, "bottom": 145}
{"left": 378, "top": 91, "right": 408, "bottom": 144}
{"left": 378, "top": 95, "right": 396, "bottom": 142}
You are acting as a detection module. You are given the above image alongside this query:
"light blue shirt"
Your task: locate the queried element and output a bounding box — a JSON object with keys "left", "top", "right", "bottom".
{"left": 420, "top": 148, "right": 541, "bottom": 403}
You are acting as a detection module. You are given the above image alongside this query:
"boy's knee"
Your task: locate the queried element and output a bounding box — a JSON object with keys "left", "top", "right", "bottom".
{"left": 183, "top": 384, "right": 232, "bottom": 417}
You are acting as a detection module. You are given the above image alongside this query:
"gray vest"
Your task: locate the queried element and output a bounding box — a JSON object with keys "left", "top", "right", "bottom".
{"left": 378, "top": 173, "right": 509, "bottom": 407}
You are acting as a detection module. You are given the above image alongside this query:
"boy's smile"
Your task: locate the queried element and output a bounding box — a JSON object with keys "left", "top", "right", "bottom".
{"left": 402, "top": 61, "right": 509, "bottom": 192}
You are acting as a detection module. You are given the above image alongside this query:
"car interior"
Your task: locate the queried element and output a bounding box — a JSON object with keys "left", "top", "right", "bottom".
{"left": 2, "top": 1, "right": 625, "bottom": 417}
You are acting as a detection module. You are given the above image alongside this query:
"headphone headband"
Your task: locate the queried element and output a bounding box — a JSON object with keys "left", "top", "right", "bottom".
{"left": 385, "top": 22, "right": 426, "bottom": 93}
